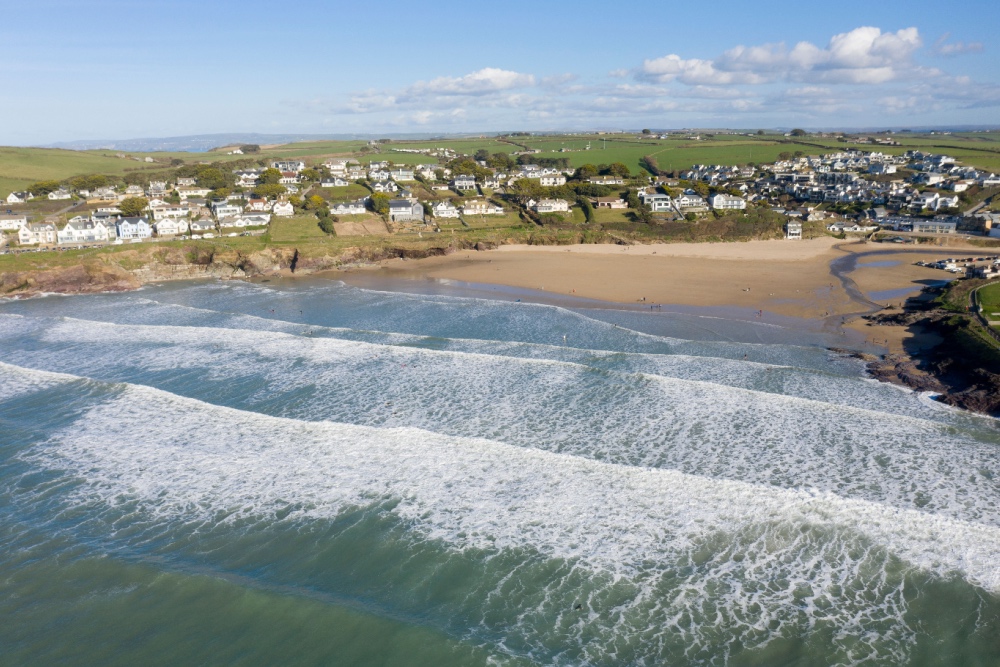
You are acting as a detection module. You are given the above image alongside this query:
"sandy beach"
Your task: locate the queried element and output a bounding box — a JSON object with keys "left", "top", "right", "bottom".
{"left": 337, "top": 238, "right": 989, "bottom": 355}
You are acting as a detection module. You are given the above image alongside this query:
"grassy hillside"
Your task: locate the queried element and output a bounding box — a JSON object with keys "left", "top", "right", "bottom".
{"left": 3, "top": 131, "right": 1000, "bottom": 198}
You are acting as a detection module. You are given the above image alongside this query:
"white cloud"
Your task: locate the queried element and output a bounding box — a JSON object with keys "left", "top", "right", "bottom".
{"left": 406, "top": 68, "right": 535, "bottom": 97}
{"left": 933, "top": 33, "right": 984, "bottom": 56}
{"left": 640, "top": 26, "right": 926, "bottom": 87}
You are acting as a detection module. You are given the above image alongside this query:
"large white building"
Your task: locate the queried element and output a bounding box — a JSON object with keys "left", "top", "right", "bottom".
{"left": 57, "top": 219, "right": 110, "bottom": 244}
{"left": 532, "top": 199, "right": 570, "bottom": 213}
{"left": 116, "top": 217, "right": 152, "bottom": 240}
{"left": 708, "top": 194, "right": 747, "bottom": 210}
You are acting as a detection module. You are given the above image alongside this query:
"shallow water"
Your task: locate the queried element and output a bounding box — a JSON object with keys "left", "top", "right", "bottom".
{"left": 1, "top": 279, "right": 999, "bottom": 666}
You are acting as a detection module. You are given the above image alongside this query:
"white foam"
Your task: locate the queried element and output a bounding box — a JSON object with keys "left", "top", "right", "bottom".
{"left": 0, "top": 360, "right": 76, "bottom": 402}
{"left": 27, "top": 382, "right": 1000, "bottom": 664}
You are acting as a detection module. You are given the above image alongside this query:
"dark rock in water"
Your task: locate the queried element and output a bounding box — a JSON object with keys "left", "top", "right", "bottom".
{"left": 474, "top": 241, "right": 497, "bottom": 251}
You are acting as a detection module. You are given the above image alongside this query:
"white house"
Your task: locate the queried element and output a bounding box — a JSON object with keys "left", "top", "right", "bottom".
{"left": 452, "top": 176, "right": 477, "bottom": 190}
{"left": 245, "top": 198, "right": 272, "bottom": 212}
{"left": 153, "top": 218, "right": 189, "bottom": 236}
{"left": 18, "top": 222, "right": 57, "bottom": 245}
{"left": 189, "top": 219, "right": 216, "bottom": 233}
{"left": 389, "top": 168, "right": 415, "bottom": 182}
{"left": 532, "top": 199, "right": 570, "bottom": 213}
{"left": 431, "top": 201, "right": 459, "bottom": 218}
{"left": 58, "top": 219, "right": 110, "bottom": 244}
{"left": 278, "top": 172, "right": 299, "bottom": 185}
{"left": 588, "top": 176, "right": 624, "bottom": 186}
{"left": 0, "top": 214, "right": 27, "bottom": 231}
{"left": 272, "top": 160, "right": 305, "bottom": 173}
{"left": 331, "top": 200, "right": 367, "bottom": 216}
{"left": 6, "top": 192, "right": 30, "bottom": 204}
{"left": 371, "top": 180, "right": 398, "bottom": 193}
{"left": 272, "top": 201, "right": 294, "bottom": 217}
{"left": 675, "top": 194, "right": 708, "bottom": 209}
{"left": 388, "top": 199, "right": 424, "bottom": 222}
{"left": 211, "top": 202, "right": 242, "bottom": 219}
{"left": 218, "top": 215, "right": 249, "bottom": 229}
{"left": 368, "top": 169, "right": 390, "bottom": 181}
{"left": 539, "top": 174, "right": 567, "bottom": 187}
{"left": 708, "top": 194, "right": 747, "bottom": 210}
{"left": 321, "top": 178, "right": 350, "bottom": 188}
{"left": 176, "top": 186, "right": 212, "bottom": 199}
{"left": 176, "top": 177, "right": 197, "bottom": 187}
{"left": 640, "top": 192, "right": 673, "bottom": 212}
{"left": 116, "top": 217, "right": 152, "bottom": 241}
{"left": 47, "top": 188, "right": 72, "bottom": 200}
{"left": 785, "top": 221, "right": 803, "bottom": 240}
{"left": 461, "top": 200, "right": 504, "bottom": 216}
{"left": 242, "top": 213, "right": 271, "bottom": 227}
{"left": 150, "top": 205, "right": 191, "bottom": 221}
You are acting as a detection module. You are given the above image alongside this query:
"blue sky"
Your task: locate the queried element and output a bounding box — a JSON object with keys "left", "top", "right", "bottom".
{"left": 2, "top": 0, "right": 998, "bottom": 144}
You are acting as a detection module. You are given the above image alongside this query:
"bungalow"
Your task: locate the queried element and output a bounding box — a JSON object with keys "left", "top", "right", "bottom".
{"left": 234, "top": 171, "right": 260, "bottom": 188}
{"left": 218, "top": 215, "right": 249, "bottom": 229}
{"left": 18, "top": 222, "right": 57, "bottom": 245}
{"left": 189, "top": 219, "right": 216, "bottom": 233}
{"left": 461, "top": 200, "right": 504, "bottom": 216}
{"left": 58, "top": 219, "right": 110, "bottom": 244}
{"left": 271, "top": 160, "right": 305, "bottom": 173}
{"left": 6, "top": 192, "right": 30, "bottom": 204}
{"left": 272, "top": 201, "right": 294, "bottom": 217}
{"left": 593, "top": 197, "right": 627, "bottom": 209}
{"left": 331, "top": 200, "right": 367, "bottom": 216}
{"left": 278, "top": 171, "right": 299, "bottom": 185}
{"left": 0, "top": 214, "right": 27, "bottom": 231}
{"left": 913, "top": 220, "right": 958, "bottom": 234}
{"left": 430, "top": 184, "right": 451, "bottom": 191}
{"left": 539, "top": 174, "right": 567, "bottom": 187}
{"left": 115, "top": 217, "right": 152, "bottom": 241}
{"left": 389, "top": 168, "right": 415, "bottom": 182}
{"left": 431, "top": 201, "right": 459, "bottom": 218}
{"left": 124, "top": 184, "right": 145, "bottom": 196}
{"left": 588, "top": 176, "right": 624, "bottom": 186}
{"left": 320, "top": 178, "right": 350, "bottom": 188}
{"left": 708, "top": 194, "right": 747, "bottom": 210}
{"left": 388, "top": 199, "right": 424, "bottom": 222}
{"left": 47, "top": 188, "right": 72, "bottom": 201}
{"left": 532, "top": 198, "right": 570, "bottom": 213}
{"left": 176, "top": 186, "right": 212, "bottom": 199}
{"left": 452, "top": 176, "right": 477, "bottom": 191}
{"left": 176, "top": 177, "right": 197, "bottom": 187}
{"left": 242, "top": 213, "right": 271, "bottom": 227}
{"left": 153, "top": 218, "right": 189, "bottom": 237}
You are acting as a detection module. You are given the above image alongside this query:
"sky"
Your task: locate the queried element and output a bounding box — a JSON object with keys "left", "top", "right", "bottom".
{"left": 2, "top": 0, "right": 998, "bottom": 145}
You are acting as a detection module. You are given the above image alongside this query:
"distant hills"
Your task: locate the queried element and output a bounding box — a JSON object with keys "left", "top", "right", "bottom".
{"left": 36, "top": 126, "right": 1000, "bottom": 154}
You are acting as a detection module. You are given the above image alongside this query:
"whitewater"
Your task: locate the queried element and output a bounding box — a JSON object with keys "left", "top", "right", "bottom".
{"left": 1, "top": 278, "right": 998, "bottom": 666}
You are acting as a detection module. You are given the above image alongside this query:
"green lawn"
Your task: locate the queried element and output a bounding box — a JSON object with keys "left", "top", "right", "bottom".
{"left": 977, "top": 283, "right": 1000, "bottom": 320}
{"left": 268, "top": 214, "right": 327, "bottom": 243}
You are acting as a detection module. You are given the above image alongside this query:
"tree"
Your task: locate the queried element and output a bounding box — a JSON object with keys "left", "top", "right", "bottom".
{"left": 778, "top": 152, "right": 792, "bottom": 160}
{"left": 240, "top": 144, "right": 261, "bottom": 154}
{"left": 790, "top": 129, "right": 807, "bottom": 136}
{"left": 756, "top": 130, "right": 765, "bottom": 136}
{"left": 506, "top": 178, "right": 544, "bottom": 207}
{"left": 119, "top": 197, "right": 149, "bottom": 217}
{"left": 317, "top": 216, "right": 336, "bottom": 234}
{"left": 69, "top": 174, "right": 110, "bottom": 192}
{"left": 474, "top": 149, "right": 490, "bottom": 162}
{"left": 170, "top": 158, "right": 184, "bottom": 166}
{"left": 253, "top": 184, "right": 286, "bottom": 199}
{"left": 487, "top": 152, "right": 516, "bottom": 171}
{"left": 370, "top": 192, "right": 390, "bottom": 215}
{"left": 577, "top": 197, "right": 594, "bottom": 223}
{"left": 306, "top": 194, "right": 327, "bottom": 211}
{"left": 208, "top": 187, "right": 231, "bottom": 200}
{"left": 28, "top": 180, "right": 61, "bottom": 196}
{"left": 258, "top": 168, "right": 283, "bottom": 185}
{"left": 575, "top": 164, "right": 598, "bottom": 180}
{"left": 195, "top": 167, "right": 230, "bottom": 190}
{"left": 300, "top": 168, "right": 321, "bottom": 182}
{"left": 606, "top": 162, "right": 631, "bottom": 178}
{"left": 641, "top": 129, "right": 651, "bottom": 135}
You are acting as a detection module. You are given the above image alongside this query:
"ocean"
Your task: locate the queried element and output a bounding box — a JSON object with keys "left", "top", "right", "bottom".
{"left": 1, "top": 278, "right": 999, "bottom": 666}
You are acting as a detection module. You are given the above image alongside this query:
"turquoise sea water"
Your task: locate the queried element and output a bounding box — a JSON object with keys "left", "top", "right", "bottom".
{"left": 1, "top": 278, "right": 999, "bottom": 666}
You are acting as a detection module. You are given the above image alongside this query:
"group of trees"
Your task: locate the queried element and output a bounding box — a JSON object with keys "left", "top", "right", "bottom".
{"left": 572, "top": 162, "right": 631, "bottom": 180}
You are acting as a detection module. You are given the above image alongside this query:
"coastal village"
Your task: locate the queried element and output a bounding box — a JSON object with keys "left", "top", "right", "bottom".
{"left": 3, "top": 134, "right": 1000, "bottom": 258}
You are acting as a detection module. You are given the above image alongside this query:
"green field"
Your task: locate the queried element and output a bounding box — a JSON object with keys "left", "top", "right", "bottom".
{"left": 4, "top": 131, "right": 1000, "bottom": 201}
{"left": 977, "top": 283, "right": 1000, "bottom": 321}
